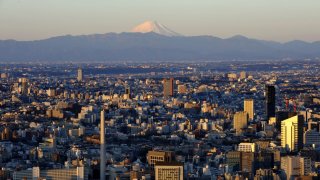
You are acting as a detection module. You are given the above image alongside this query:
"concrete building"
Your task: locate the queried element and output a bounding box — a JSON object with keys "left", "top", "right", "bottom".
{"left": 238, "top": 143, "right": 256, "bottom": 152}
{"left": 233, "top": 111, "right": 249, "bottom": 135}
{"left": 77, "top": 67, "right": 83, "bottom": 81}
{"left": 147, "top": 150, "right": 174, "bottom": 168}
{"left": 163, "top": 78, "right": 174, "bottom": 97}
{"left": 244, "top": 99, "right": 254, "bottom": 121}
{"left": 281, "top": 115, "right": 304, "bottom": 152}
{"left": 13, "top": 166, "right": 88, "bottom": 180}
{"left": 281, "top": 156, "right": 300, "bottom": 179}
{"left": 303, "top": 130, "right": 320, "bottom": 147}
{"left": 155, "top": 162, "right": 183, "bottom": 180}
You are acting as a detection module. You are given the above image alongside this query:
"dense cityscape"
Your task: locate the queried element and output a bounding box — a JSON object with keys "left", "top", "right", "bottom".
{"left": 0, "top": 60, "right": 320, "bottom": 179}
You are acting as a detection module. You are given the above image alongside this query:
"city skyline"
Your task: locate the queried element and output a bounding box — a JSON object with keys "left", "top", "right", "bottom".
{"left": 1, "top": 0, "right": 320, "bottom": 42}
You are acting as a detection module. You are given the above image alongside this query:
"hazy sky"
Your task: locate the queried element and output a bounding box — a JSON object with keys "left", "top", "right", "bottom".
{"left": 1, "top": 0, "right": 319, "bottom": 42}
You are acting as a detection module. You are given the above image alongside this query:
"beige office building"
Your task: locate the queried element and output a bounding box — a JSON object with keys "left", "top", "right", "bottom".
{"left": 281, "top": 115, "right": 304, "bottom": 152}
{"left": 244, "top": 99, "right": 254, "bottom": 120}
{"left": 233, "top": 111, "right": 249, "bottom": 135}
{"left": 155, "top": 162, "right": 183, "bottom": 180}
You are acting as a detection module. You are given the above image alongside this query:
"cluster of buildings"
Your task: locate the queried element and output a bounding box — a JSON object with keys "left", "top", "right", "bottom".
{"left": 0, "top": 61, "right": 320, "bottom": 179}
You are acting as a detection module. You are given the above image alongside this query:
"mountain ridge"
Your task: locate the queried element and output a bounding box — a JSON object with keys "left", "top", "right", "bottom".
{"left": 0, "top": 31, "right": 319, "bottom": 62}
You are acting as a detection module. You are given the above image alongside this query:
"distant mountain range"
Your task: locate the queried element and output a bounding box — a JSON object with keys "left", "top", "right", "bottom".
{"left": 0, "top": 21, "right": 320, "bottom": 62}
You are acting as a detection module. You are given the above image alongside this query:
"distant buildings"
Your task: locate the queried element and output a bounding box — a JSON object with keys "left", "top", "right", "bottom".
{"left": 163, "top": 78, "right": 174, "bottom": 97}
{"left": 266, "top": 85, "right": 276, "bottom": 120}
{"left": 281, "top": 115, "right": 304, "bottom": 152}
{"left": 13, "top": 166, "right": 88, "bottom": 180}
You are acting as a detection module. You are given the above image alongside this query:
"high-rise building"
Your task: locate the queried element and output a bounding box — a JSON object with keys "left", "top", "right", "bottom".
{"left": 233, "top": 111, "right": 249, "bottom": 135}
{"left": 280, "top": 156, "right": 310, "bottom": 179}
{"left": 281, "top": 156, "right": 299, "bottom": 179}
{"left": 240, "top": 71, "right": 246, "bottom": 79}
{"left": 19, "top": 77, "right": 28, "bottom": 95}
{"left": 300, "top": 157, "right": 311, "bottom": 176}
{"left": 276, "top": 111, "right": 297, "bottom": 131}
{"left": 266, "top": 85, "right": 276, "bottom": 120}
{"left": 281, "top": 115, "right": 304, "bottom": 152}
{"left": 100, "top": 110, "right": 106, "bottom": 180}
{"left": 163, "top": 78, "right": 174, "bottom": 97}
{"left": 77, "top": 67, "right": 83, "bottom": 81}
{"left": 147, "top": 150, "right": 174, "bottom": 169}
{"left": 155, "top": 162, "right": 183, "bottom": 180}
{"left": 244, "top": 99, "right": 254, "bottom": 121}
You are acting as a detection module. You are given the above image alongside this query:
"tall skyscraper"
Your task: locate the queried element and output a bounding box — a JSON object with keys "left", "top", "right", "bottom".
{"left": 100, "top": 110, "right": 106, "bottom": 180}
{"left": 77, "top": 67, "right": 83, "bottom": 81}
{"left": 244, "top": 99, "right": 254, "bottom": 121}
{"left": 281, "top": 115, "right": 304, "bottom": 152}
{"left": 19, "top": 77, "right": 28, "bottom": 95}
{"left": 266, "top": 85, "right": 276, "bottom": 120}
{"left": 163, "top": 78, "right": 174, "bottom": 97}
{"left": 233, "top": 111, "right": 249, "bottom": 135}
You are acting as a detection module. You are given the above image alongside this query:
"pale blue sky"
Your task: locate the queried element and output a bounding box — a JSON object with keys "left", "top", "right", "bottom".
{"left": 0, "top": 0, "right": 319, "bottom": 42}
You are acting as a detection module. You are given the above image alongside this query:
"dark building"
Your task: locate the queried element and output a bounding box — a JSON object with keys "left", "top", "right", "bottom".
{"left": 266, "top": 85, "right": 276, "bottom": 121}
{"left": 226, "top": 151, "right": 241, "bottom": 172}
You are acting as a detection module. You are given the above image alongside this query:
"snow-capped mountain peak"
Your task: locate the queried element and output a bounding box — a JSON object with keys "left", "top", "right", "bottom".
{"left": 131, "top": 21, "right": 181, "bottom": 37}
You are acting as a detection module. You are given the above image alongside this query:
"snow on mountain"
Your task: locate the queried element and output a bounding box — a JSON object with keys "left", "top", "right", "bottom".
{"left": 131, "top": 21, "right": 181, "bottom": 37}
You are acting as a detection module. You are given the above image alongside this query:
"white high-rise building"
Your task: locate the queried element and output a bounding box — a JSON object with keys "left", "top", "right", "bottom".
{"left": 77, "top": 67, "right": 83, "bottom": 81}
{"left": 281, "top": 115, "right": 303, "bottom": 152}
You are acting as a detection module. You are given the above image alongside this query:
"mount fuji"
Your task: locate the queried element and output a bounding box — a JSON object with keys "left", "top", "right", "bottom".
{"left": 131, "top": 21, "right": 181, "bottom": 37}
{"left": 0, "top": 20, "right": 320, "bottom": 62}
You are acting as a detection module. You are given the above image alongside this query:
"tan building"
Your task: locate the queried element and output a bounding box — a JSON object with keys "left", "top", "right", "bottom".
{"left": 281, "top": 156, "right": 311, "bottom": 179}
{"left": 163, "top": 78, "right": 174, "bottom": 97}
{"left": 238, "top": 142, "right": 256, "bottom": 152}
{"left": 244, "top": 99, "right": 254, "bottom": 120}
{"left": 233, "top": 111, "right": 249, "bottom": 135}
{"left": 147, "top": 150, "right": 174, "bottom": 168}
{"left": 281, "top": 115, "right": 304, "bottom": 152}
{"left": 177, "top": 84, "right": 187, "bottom": 94}
{"left": 77, "top": 67, "right": 83, "bottom": 81}
{"left": 155, "top": 162, "right": 183, "bottom": 180}
{"left": 240, "top": 71, "right": 246, "bottom": 79}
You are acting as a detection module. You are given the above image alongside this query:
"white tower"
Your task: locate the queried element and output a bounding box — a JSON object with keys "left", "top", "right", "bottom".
{"left": 77, "top": 67, "right": 83, "bottom": 81}
{"left": 100, "top": 110, "right": 106, "bottom": 180}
